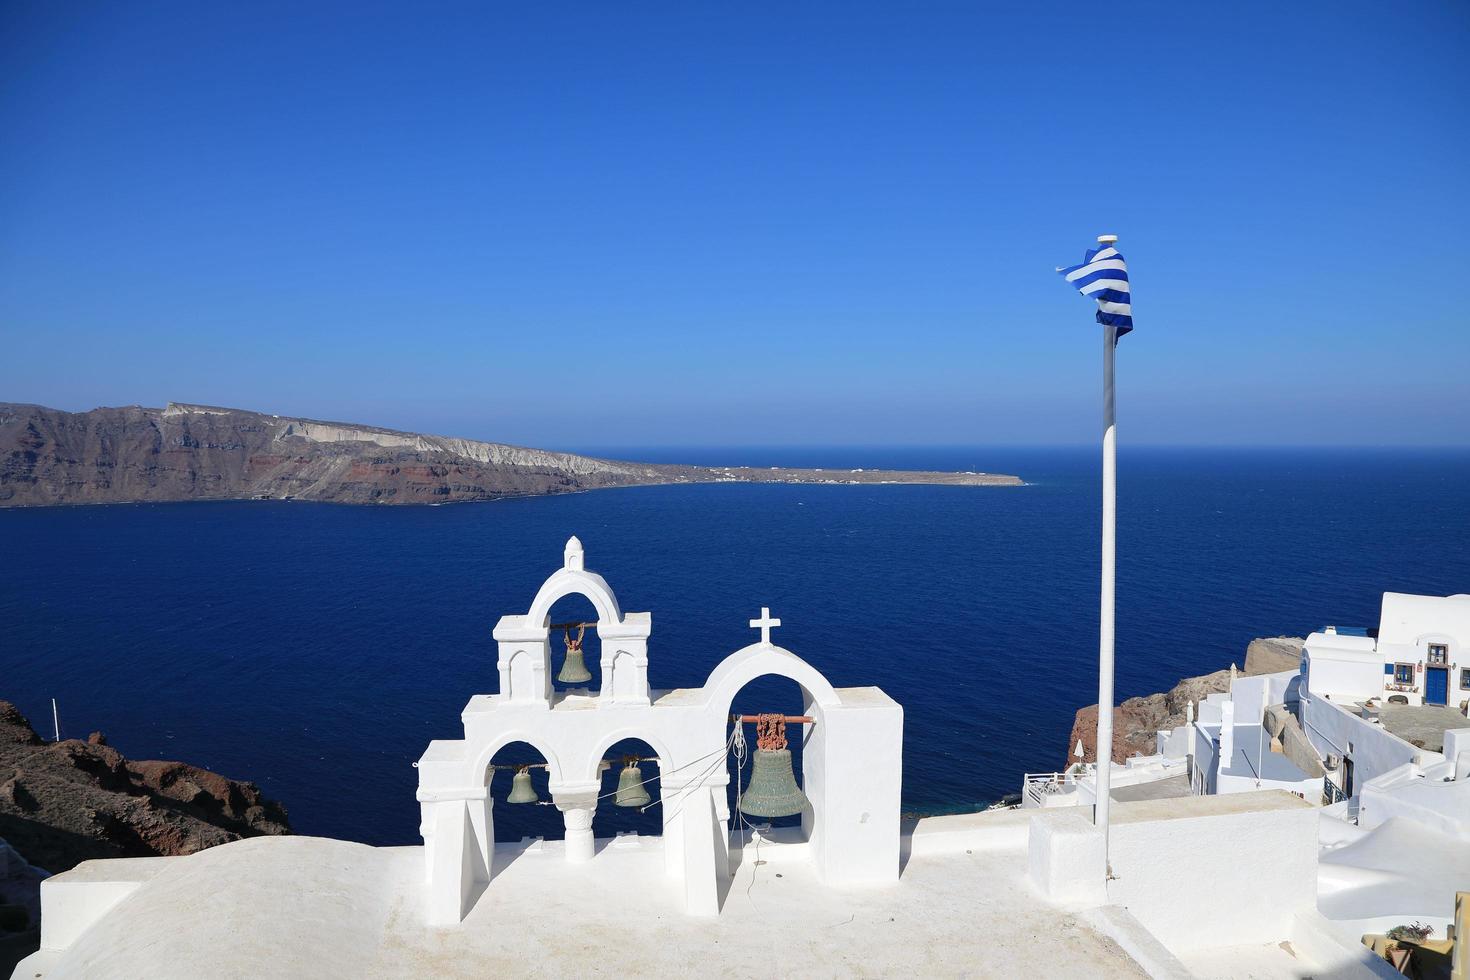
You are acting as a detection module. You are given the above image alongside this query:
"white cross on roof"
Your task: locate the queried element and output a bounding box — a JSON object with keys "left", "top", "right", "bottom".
{"left": 749, "top": 607, "right": 781, "bottom": 646}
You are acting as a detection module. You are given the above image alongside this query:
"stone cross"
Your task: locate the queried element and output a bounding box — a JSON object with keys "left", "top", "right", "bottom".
{"left": 749, "top": 607, "right": 781, "bottom": 646}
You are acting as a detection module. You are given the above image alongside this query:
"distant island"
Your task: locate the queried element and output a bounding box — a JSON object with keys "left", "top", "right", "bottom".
{"left": 0, "top": 402, "right": 1022, "bottom": 507}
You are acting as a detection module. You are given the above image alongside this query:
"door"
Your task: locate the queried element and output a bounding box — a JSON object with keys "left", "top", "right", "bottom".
{"left": 1426, "top": 667, "right": 1448, "bottom": 705}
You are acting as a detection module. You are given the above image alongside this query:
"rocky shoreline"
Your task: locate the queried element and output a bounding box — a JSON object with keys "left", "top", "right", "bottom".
{"left": 0, "top": 700, "right": 290, "bottom": 967}
{"left": 0, "top": 402, "right": 1023, "bottom": 507}
{"left": 1065, "top": 636, "right": 1304, "bottom": 766}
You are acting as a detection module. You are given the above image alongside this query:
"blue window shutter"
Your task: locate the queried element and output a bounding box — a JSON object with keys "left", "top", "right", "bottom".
{"left": 1383, "top": 663, "right": 1393, "bottom": 675}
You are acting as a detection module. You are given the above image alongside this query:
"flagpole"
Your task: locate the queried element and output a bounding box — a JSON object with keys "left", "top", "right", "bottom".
{"left": 1094, "top": 232, "right": 1119, "bottom": 884}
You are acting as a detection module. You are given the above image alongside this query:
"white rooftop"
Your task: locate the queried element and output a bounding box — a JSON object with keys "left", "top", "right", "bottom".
{"left": 18, "top": 827, "right": 1151, "bottom": 979}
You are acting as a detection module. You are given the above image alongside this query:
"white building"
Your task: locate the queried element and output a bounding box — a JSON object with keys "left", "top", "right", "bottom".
{"left": 1300, "top": 593, "right": 1470, "bottom": 801}
{"left": 1303, "top": 592, "right": 1470, "bottom": 710}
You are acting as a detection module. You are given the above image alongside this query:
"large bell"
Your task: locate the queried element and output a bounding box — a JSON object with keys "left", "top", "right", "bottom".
{"left": 557, "top": 626, "right": 592, "bottom": 684}
{"left": 614, "top": 761, "right": 652, "bottom": 808}
{"left": 557, "top": 647, "right": 591, "bottom": 683}
{"left": 507, "top": 767, "right": 539, "bottom": 804}
{"left": 739, "top": 748, "right": 807, "bottom": 818}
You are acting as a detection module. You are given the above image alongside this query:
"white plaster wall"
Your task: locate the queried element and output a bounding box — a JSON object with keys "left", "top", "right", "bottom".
{"left": 1191, "top": 723, "right": 1219, "bottom": 795}
{"left": 1195, "top": 695, "right": 1227, "bottom": 726}
{"left": 799, "top": 689, "right": 903, "bottom": 884}
{"left": 39, "top": 857, "right": 170, "bottom": 952}
{"left": 1303, "top": 632, "right": 1382, "bottom": 702}
{"left": 1300, "top": 694, "right": 1437, "bottom": 793}
{"left": 1227, "top": 671, "right": 1297, "bottom": 724}
{"left": 1358, "top": 753, "right": 1470, "bottom": 841}
{"left": 1027, "top": 809, "right": 1106, "bottom": 907}
{"left": 1215, "top": 768, "right": 1321, "bottom": 799}
{"left": 1104, "top": 792, "right": 1318, "bottom": 952}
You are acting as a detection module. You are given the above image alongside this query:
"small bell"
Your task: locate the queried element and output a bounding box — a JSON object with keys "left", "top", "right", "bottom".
{"left": 557, "top": 624, "right": 592, "bottom": 684}
{"left": 507, "top": 767, "right": 539, "bottom": 804}
{"left": 614, "top": 760, "right": 652, "bottom": 808}
{"left": 739, "top": 715, "right": 808, "bottom": 819}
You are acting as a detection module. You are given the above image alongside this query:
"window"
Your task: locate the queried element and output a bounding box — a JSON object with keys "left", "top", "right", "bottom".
{"left": 1461, "top": 668, "right": 1470, "bottom": 690}
{"left": 1427, "top": 643, "right": 1449, "bottom": 666}
{"left": 1393, "top": 663, "right": 1415, "bottom": 685}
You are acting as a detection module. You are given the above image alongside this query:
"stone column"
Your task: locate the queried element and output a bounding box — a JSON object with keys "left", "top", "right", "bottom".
{"left": 555, "top": 792, "right": 598, "bottom": 863}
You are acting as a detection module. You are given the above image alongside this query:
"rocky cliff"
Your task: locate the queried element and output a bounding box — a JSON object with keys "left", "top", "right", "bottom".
{"left": 0, "top": 402, "right": 1022, "bottom": 506}
{"left": 0, "top": 701, "right": 290, "bottom": 874}
{"left": 0, "top": 700, "right": 289, "bottom": 968}
{"left": 1065, "top": 636, "right": 1305, "bottom": 766}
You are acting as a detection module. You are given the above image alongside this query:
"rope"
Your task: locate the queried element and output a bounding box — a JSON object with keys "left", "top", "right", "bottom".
{"left": 727, "top": 721, "right": 766, "bottom": 911}
{"left": 526, "top": 731, "right": 741, "bottom": 810}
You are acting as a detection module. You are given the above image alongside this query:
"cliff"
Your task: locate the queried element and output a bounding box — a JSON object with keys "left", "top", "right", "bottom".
{"left": 0, "top": 700, "right": 290, "bottom": 969}
{"left": 1065, "top": 636, "right": 1305, "bottom": 766}
{"left": 0, "top": 701, "right": 290, "bottom": 875}
{"left": 0, "top": 402, "right": 1022, "bottom": 506}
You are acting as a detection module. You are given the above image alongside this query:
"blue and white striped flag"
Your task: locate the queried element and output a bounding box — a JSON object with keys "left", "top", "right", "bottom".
{"left": 1058, "top": 245, "right": 1132, "bottom": 338}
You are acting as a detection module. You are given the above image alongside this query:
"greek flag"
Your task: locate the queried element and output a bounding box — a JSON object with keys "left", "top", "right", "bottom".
{"left": 1058, "top": 245, "right": 1132, "bottom": 338}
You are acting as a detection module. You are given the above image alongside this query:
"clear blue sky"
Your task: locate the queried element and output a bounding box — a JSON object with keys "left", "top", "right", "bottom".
{"left": 1, "top": 2, "right": 1466, "bottom": 447}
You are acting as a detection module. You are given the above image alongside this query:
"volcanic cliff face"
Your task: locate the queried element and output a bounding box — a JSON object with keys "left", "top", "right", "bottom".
{"left": 0, "top": 402, "right": 670, "bottom": 506}
{"left": 0, "top": 701, "right": 289, "bottom": 874}
{"left": 0, "top": 401, "right": 1022, "bottom": 506}
{"left": 1065, "top": 637, "right": 1305, "bottom": 766}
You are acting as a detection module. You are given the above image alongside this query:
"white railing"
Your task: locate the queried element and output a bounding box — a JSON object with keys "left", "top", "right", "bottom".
{"left": 1021, "top": 766, "right": 1094, "bottom": 808}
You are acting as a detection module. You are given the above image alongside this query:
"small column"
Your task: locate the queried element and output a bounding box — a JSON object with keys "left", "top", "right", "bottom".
{"left": 679, "top": 788, "right": 720, "bottom": 916}
{"left": 554, "top": 792, "right": 598, "bottom": 863}
{"left": 662, "top": 778, "right": 687, "bottom": 878}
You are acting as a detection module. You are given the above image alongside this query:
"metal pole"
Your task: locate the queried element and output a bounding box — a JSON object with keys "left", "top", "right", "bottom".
{"left": 52, "top": 698, "right": 60, "bottom": 742}
{"left": 1094, "top": 233, "right": 1119, "bottom": 882}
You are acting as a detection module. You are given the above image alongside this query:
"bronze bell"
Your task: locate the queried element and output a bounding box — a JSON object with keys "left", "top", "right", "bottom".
{"left": 614, "top": 760, "right": 652, "bottom": 808}
{"left": 739, "top": 748, "right": 807, "bottom": 818}
{"left": 507, "top": 767, "right": 539, "bottom": 804}
{"left": 557, "top": 624, "right": 592, "bottom": 684}
{"left": 739, "top": 715, "right": 808, "bottom": 818}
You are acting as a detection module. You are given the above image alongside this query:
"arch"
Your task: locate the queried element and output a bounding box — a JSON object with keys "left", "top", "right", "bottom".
{"left": 588, "top": 734, "right": 669, "bottom": 842}
{"left": 525, "top": 568, "right": 624, "bottom": 630}
{"left": 469, "top": 732, "right": 566, "bottom": 787}
{"left": 581, "top": 728, "right": 681, "bottom": 784}
{"left": 700, "top": 643, "right": 842, "bottom": 717}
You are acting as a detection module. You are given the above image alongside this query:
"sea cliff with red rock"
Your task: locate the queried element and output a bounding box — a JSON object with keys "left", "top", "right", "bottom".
{"left": 1064, "top": 636, "right": 1304, "bottom": 766}
{"left": 0, "top": 700, "right": 290, "bottom": 968}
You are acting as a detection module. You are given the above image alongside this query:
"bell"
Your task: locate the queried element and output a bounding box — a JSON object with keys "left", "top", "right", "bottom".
{"left": 557, "top": 625, "right": 592, "bottom": 684}
{"left": 507, "top": 767, "right": 539, "bottom": 804}
{"left": 614, "top": 761, "right": 651, "bottom": 808}
{"left": 557, "top": 646, "right": 592, "bottom": 684}
{"left": 739, "top": 748, "right": 807, "bottom": 818}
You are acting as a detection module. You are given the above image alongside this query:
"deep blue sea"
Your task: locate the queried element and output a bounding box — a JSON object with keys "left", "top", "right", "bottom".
{"left": 2, "top": 447, "right": 1468, "bottom": 847}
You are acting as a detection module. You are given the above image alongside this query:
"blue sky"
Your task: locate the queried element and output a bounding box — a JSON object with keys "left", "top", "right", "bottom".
{"left": 1, "top": 2, "right": 1466, "bottom": 447}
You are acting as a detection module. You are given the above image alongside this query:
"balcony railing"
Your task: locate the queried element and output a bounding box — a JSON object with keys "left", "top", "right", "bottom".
{"left": 1020, "top": 765, "right": 1094, "bottom": 808}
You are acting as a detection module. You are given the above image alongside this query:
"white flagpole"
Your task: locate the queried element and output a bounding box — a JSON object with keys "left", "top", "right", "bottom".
{"left": 1094, "top": 232, "right": 1119, "bottom": 884}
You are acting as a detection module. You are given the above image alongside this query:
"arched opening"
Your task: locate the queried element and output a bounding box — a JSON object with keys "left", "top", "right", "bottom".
{"left": 590, "top": 737, "right": 664, "bottom": 841}
{"left": 486, "top": 741, "right": 559, "bottom": 843}
{"left": 545, "top": 593, "right": 604, "bottom": 694}
{"left": 724, "top": 674, "right": 814, "bottom": 841}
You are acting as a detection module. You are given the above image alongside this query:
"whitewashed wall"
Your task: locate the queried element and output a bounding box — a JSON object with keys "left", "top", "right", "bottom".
{"left": 1303, "top": 632, "right": 1382, "bottom": 701}
{"left": 1301, "top": 694, "right": 1436, "bottom": 792}
{"left": 1027, "top": 791, "right": 1319, "bottom": 952}
{"left": 1358, "top": 729, "right": 1470, "bottom": 840}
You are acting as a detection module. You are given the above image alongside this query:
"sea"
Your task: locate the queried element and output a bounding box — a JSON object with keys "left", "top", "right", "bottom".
{"left": 2, "top": 446, "right": 1467, "bottom": 847}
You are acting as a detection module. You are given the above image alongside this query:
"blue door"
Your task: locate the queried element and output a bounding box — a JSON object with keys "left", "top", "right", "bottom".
{"left": 1426, "top": 667, "right": 1448, "bottom": 705}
